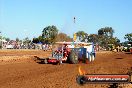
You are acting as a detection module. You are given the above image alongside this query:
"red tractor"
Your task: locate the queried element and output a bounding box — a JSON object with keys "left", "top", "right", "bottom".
{"left": 35, "top": 42, "right": 95, "bottom": 64}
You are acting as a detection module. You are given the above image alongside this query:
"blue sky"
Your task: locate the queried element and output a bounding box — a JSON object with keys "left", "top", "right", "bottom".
{"left": 0, "top": 0, "right": 132, "bottom": 42}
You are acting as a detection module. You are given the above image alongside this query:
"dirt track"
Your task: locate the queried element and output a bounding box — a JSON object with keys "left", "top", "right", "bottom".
{"left": 0, "top": 50, "right": 132, "bottom": 88}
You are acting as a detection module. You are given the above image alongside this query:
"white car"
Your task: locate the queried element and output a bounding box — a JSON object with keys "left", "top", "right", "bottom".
{"left": 6, "top": 45, "right": 14, "bottom": 49}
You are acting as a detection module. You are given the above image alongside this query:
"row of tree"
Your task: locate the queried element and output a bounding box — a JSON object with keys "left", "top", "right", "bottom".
{"left": 32, "top": 25, "right": 132, "bottom": 48}
{"left": 0, "top": 35, "right": 31, "bottom": 46}
{"left": 75, "top": 27, "right": 120, "bottom": 48}
{"left": 1, "top": 25, "right": 131, "bottom": 48}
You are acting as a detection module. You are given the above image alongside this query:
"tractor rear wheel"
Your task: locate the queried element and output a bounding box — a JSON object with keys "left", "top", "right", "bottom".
{"left": 69, "top": 50, "right": 78, "bottom": 64}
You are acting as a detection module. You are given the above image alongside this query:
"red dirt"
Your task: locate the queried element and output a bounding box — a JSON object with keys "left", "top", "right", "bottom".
{"left": 0, "top": 50, "right": 132, "bottom": 88}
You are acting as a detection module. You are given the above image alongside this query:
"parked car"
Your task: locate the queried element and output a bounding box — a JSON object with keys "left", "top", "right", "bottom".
{"left": 6, "top": 45, "right": 14, "bottom": 49}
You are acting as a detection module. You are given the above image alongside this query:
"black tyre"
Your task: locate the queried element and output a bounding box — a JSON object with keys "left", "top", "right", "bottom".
{"left": 76, "top": 75, "right": 86, "bottom": 85}
{"left": 69, "top": 50, "right": 78, "bottom": 64}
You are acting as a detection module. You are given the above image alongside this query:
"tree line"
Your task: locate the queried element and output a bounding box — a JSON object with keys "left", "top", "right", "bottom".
{"left": 32, "top": 25, "right": 132, "bottom": 47}
{"left": 1, "top": 25, "right": 131, "bottom": 48}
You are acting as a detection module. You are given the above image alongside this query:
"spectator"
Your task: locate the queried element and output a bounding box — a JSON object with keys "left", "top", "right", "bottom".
{"left": 43, "top": 44, "right": 46, "bottom": 51}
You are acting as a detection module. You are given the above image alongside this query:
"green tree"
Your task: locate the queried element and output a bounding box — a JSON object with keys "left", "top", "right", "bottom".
{"left": 98, "top": 27, "right": 115, "bottom": 48}
{"left": 32, "top": 37, "right": 39, "bottom": 43}
{"left": 108, "top": 37, "right": 120, "bottom": 46}
{"left": 16, "top": 37, "right": 19, "bottom": 42}
{"left": 76, "top": 31, "right": 87, "bottom": 42}
{"left": 98, "top": 27, "right": 114, "bottom": 38}
{"left": 87, "top": 34, "right": 98, "bottom": 44}
{"left": 42, "top": 25, "right": 58, "bottom": 44}
{"left": 32, "top": 36, "right": 44, "bottom": 43}
{"left": 5, "top": 38, "right": 10, "bottom": 42}
{"left": 23, "top": 37, "right": 31, "bottom": 44}
{"left": 124, "top": 33, "right": 132, "bottom": 41}
{"left": 38, "top": 36, "right": 44, "bottom": 42}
